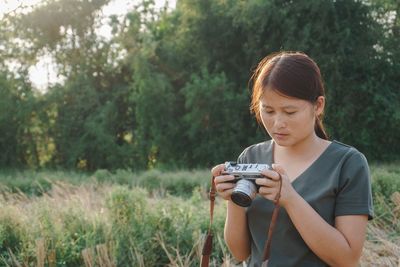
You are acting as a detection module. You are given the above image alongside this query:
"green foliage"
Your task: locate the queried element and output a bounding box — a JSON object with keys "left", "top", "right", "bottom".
{"left": 14, "top": 0, "right": 111, "bottom": 56}
{"left": 132, "top": 169, "right": 210, "bottom": 197}
{"left": 0, "top": 207, "right": 29, "bottom": 264}
{"left": 368, "top": 162, "right": 400, "bottom": 236}
{"left": 371, "top": 162, "right": 400, "bottom": 200}
{"left": 130, "top": 54, "right": 183, "bottom": 169}
{"left": 0, "top": 73, "right": 21, "bottom": 167}
{"left": 57, "top": 209, "right": 107, "bottom": 266}
{"left": 49, "top": 55, "right": 135, "bottom": 170}
{"left": 0, "top": 70, "right": 37, "bottom": 168}
{"left": 0, "top": 170, "right": 78, "bottom": 196}
{"left": 106, "top": 185, "right": 226, "bottom": 266}
{"left": 106, "top": 186, "right": 146, "bottom": 265}
{"left": 0, "top": 0, "right": 399, "bottom": 170}
{"left": 181, "top": 69, "right": 249, "bottom": 166}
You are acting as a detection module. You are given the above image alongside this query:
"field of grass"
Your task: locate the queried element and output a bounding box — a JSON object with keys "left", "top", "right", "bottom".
{"left": 0, "top": 163, "right": 399, "bottom": 266}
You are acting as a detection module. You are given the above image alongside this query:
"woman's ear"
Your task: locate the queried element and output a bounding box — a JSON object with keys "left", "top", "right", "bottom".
{"left": 315, "top": 96, "right": 325, "bottom": 116}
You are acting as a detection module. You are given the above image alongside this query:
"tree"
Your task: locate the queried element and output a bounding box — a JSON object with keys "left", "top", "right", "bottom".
{"left": 1, "top": 0, "right": 399, "bottom": 170}
{"left": 0, "top": 70, "right": 37, "bottom": 167}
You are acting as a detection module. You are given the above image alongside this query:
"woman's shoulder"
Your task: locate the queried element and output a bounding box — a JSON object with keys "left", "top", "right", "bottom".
{"left": 329, "top": 140, "right": 369, "bottom": 167}
{"left": 242, "top": 140, "right": 272, "bottom": 154}
{"left": 330, "top": 140, "right": 362, "bottom": 155}
{"left": 237, "top": 140, "right": 273, "bottom": 163}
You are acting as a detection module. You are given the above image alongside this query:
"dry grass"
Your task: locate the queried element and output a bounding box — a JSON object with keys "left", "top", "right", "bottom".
{"left": 81, "top": 244, "right": 116, "bottom": 267}
{"left": 0, "top": 181, "right": 399, "bottom": 266}
{"left": 36, "top": 238, "right": 45, "bottom": 267}
{"left": 361, "top": 225, "right": 400, "bottom": 266}
{"left": 358, "top": 191, "right": 400, "bottom": 267}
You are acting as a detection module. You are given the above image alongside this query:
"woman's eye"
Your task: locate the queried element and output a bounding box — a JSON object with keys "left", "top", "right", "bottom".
{"left": 286, "top": 111, "right": 296, "bottom": 115}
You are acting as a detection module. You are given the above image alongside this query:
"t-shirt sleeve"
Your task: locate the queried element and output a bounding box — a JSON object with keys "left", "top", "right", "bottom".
{"left": 237, "top": 146, "right": 250, "bottom": 164}
{"left": 335, "top": 150, "right": 374, "bottom": 220}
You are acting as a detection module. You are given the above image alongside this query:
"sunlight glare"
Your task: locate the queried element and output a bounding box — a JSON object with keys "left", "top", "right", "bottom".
{"left": 0, "top": 0, "right": 43, "bottom": 17}
{"left": 1, "top": 0, "right": 176, "bottom": 92}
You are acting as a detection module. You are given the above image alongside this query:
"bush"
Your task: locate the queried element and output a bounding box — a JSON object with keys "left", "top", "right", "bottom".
{"left": 106, "top": 186, "right": 227, "bottom": 266}
{"left": 371, "top": 162, "right": 400, "bottom": 200}
{"left": 370, "top": 162, "right": 400, "bottom": 235}
{"left": 0, "top": 208, "right": 29, "bottom": 264}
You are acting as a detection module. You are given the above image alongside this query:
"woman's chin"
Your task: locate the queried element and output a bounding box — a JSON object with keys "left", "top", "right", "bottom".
{"left": 273, "top": 139, "right": 290, "bottom": 146}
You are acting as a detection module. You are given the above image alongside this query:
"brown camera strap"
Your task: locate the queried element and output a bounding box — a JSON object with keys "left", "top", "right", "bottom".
{"left": 200, "top": 176, "right": 216, "bottom": 267}
{"left": 262, "top": 172, "right": 282, "bottom": 263}
{"left": 201, "top": 173, "right": 282, "bottom": 267}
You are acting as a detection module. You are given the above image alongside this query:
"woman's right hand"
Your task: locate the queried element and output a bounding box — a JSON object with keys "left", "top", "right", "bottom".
{"left": 211, "top": 163, "right": 236, "bottom": 201}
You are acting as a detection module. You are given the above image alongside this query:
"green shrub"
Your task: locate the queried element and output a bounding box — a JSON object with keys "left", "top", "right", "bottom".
{"left": 0, "top": 208, "right": 28, "bottom": 264}
{"left": 92, "top": 169, "right": 112, "bottom": 183}
{"left": 369, "top": 163, "right": 400, "bottom": 236}
{"left": 134, "top": 169, "right": 210, "bottom": 197}
{"left": 0, "top": 169, "right": 89, "bottom": 196}
{"left": 106, "top": 186, "right": 148, "bottom": 266}
{"left": 0, "top": 174, "right": 52, "bottom": 196}
{"left": 106, "top": 186, "right": 227, "bottom": 266}
{"left": 371, "top": 163, "right": 400, "bottom": 200}
{"left": 55, "top": 209, "right": 107, "bottom": 267}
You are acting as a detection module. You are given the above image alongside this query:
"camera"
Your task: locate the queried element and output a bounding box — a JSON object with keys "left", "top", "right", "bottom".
{"left": 223, "top": 161, "right": 271, "bottom": 207}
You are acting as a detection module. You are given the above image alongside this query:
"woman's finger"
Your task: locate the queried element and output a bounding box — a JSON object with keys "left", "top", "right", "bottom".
{"left": 260, "top": 169, "right": 281, "bottom": 181}
{"left": 216, "top": 181, "right": 235, "bottom": 192}
{"left": 211, "top": 164, "right": 225, "bottom": 177}
{"left": 272, "top": 164, "right": 288, "bottom": 178}
{"left": 255, "top": 178, "right": 277, "bottom": 187}
{"left": 258, "top": 187, "right": 280, "bottom": 203}
{"left": 215, "top": 174, "right": 235, "bottom": 184}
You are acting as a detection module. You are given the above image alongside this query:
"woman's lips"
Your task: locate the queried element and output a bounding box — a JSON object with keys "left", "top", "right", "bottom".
{"left": 274, "top": 133, "right": 289, "bottom": 139}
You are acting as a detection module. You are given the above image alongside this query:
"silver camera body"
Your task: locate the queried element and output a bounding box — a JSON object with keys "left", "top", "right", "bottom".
{"left": 224, "top": 161, "right": 271, "bottom": 207}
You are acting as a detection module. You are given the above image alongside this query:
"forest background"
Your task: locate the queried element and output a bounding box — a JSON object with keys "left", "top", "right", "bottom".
{"left": 0, "top": 0, "right": 399, "bottom": 266}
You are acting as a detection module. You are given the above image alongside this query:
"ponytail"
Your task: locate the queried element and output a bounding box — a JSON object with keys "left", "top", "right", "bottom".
{"left": 315, "top": 117, "right": 328, "bottom": 140}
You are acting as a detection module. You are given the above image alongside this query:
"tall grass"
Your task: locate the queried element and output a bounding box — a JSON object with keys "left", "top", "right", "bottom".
{"left": 0, "top": 181, "right": 229, "bottom": 266}
{"left": 0, "top": 168, "right": 211, "bottom": 198}
{"left": 0, "top": 164, "right": 399, "bottom": 266}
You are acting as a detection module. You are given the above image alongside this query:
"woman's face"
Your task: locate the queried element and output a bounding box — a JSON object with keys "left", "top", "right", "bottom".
{"left": 259, "top": 88, "right": 324, "bottom": 147}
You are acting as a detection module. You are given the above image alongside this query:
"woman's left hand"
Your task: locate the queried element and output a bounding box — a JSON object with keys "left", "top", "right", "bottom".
{"left": 255, "top": 164, "right": 298, "bottom": 207}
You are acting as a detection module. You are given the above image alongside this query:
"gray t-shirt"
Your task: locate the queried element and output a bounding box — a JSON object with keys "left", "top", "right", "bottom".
{"left": 237, "top": 140, "right": 373, "bottom": 267}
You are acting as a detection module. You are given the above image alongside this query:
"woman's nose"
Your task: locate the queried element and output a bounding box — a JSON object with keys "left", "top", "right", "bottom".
{"left": 274, "top": 115, "right": 287, "bottom": 129}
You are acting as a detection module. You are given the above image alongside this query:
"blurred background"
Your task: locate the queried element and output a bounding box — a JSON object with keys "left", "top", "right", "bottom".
{"left": 1, "top": 0, "right": 399, "bottom": 171}
{"left": 0, "top": 0, "right": 399, "bottom": 266}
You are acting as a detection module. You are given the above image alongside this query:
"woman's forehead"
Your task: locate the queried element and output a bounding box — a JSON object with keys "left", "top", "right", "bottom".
{"left": 259, "top": 89, "right": 308, "bottom": 107}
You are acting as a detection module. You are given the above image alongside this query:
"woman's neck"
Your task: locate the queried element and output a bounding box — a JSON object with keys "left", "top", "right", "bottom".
{"left": 273, "top": 134, "right": 326, "bottom": 160}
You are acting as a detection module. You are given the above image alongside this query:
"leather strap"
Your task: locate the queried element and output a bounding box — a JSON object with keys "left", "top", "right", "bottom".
{"left": 262, "top": 172, "right": 283, "bottom": 262}
{"left": 201, "top": 172, "right": 282, "bottom": 266}
{"left": 201, "top": 176, "right": 216, "bottom": 267}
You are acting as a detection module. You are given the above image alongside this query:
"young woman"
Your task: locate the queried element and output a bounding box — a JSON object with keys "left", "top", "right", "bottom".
{"left": 212, "top": 52, "right": 373, "bottom": 267}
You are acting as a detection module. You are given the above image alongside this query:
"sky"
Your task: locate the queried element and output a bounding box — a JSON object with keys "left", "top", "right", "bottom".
{"left": 0, "top": 0, "right": 176, "bottom": 91}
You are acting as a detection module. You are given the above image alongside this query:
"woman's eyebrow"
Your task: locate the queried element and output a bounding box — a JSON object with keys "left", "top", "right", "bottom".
{"left": 261, "top": 104, "right": 298, "bottom": 109}
{"left": 282, "top": 105, "right": 299, "bottom": 109}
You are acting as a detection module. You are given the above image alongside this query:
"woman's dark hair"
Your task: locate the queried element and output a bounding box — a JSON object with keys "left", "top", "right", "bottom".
{"left": 250, "top": 51, "right": 329, "bottom": 140}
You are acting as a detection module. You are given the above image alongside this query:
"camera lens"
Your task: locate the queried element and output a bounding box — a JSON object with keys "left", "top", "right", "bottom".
{"left": 231, "top": 179, "right": 257, "bottom": 207}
